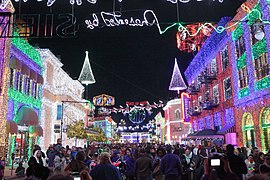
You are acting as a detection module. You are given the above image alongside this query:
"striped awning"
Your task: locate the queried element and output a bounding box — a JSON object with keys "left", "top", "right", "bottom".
{"left": 16, "top": 106, "right": 39, "bottom": 126}
{"left": 10, "top": 57, "right": 22, "bottom": 71}
{"left": 6, "top": 120, "right": 18, "bottom": 134}
{"left": 21, "top": 63, "right": 30, "bottom": 77}
{"left": 30, "top": 69, "right": 37, "bottom": 82}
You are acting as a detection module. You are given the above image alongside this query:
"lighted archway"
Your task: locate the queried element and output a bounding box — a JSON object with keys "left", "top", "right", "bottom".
{"left": 260, "top": 107, "right": 270, "bottom": 152}
{"left": 242, "top": 112, "right": 256, "bottom": 148}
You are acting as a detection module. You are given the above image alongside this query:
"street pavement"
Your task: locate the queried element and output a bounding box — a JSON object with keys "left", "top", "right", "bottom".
{"left": 3, "top": 167, "right": 25, "bottom": 180}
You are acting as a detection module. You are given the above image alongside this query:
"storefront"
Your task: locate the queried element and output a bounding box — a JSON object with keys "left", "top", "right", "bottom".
{"left": 242, "top": 112, "right": 256, "bottom": 149}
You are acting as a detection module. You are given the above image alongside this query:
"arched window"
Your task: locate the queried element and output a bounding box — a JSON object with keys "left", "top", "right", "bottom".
{"left": 261, "top": 107, "right": 270, "bottom": 151}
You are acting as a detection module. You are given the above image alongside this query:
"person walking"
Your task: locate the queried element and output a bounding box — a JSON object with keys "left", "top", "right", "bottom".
{"left": 135, "top": 148, "right": 153, "bottom": 180}
{"left": 90, "top": 152, "right": 121, "bottom": 180}
{"left": 160, "top": 145, "right": 182, "bottom": 180}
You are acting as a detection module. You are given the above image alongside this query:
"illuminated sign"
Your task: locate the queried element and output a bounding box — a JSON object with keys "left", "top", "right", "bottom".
{"left": 181, "top": 92, "right": 190, "bottom": 122}
{"left": 93, "top": 94, "right": 115, "bottom": 107}
{"left": 85, "top": 10, "right": 161, "bottom": 31}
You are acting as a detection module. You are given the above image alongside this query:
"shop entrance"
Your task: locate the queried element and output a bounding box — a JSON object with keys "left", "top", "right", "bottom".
{"left": 242, "top": 113, "right": 256, "bottom": 149}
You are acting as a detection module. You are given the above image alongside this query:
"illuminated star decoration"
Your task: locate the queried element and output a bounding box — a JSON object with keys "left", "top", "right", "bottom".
{"left": 169, "top": 58, "right": 187, "bottom": 94}
{"left": 78, "top": 51, "right": 96, "bottom": 85}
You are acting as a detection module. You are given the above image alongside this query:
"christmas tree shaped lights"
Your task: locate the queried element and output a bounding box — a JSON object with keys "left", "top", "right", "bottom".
{"left": 169, "top": 58, "right": 187, "bottom": 94}
{"left": 78, "top": 51, "right": 96, "bottom": 85}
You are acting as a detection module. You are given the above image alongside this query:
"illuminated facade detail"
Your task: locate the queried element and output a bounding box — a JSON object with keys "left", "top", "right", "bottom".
{"left": 0, "top": 2, "right": 14, "bottom": 158}
{"left": 93, "top": 117, "right": 116, "bottom": 141}
{"left": 38, "top": 49, "right": 92, "bottom": 149}
{"left": 78, "top": 51, "right": 95, "bottom": 85}
{"left": 169, "top": 58, "right": 187, "bottom": 94}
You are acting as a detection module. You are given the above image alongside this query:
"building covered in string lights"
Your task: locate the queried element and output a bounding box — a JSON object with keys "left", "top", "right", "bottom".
{"left": 185, "top": 0, "right": 270, "bottom": 152}
{"left": 6, "top": 33, "right": 44, "bottom": 164}
{"left": 38, "top": 49, "right": 94, "bottom": 149}
{"left": 0, "top": 1, "right": 15, "bottom": 159}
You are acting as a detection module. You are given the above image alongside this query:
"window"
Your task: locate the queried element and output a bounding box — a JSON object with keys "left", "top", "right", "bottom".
{"left": 18, "top": 74, "right": 24, "bottom": 92}
{"left": 235, "top": 35, "right": 246, "bottom": 59}
{"left": 213, "top": 85, "right": 219, "bottom": 104}
{"left": 254, "top": 53, "right": 269, "bottom": 80}
{"left": 238, "top": 67, "right": 249, "bottom": 88}
{"left": 210, "top": 58, "right": 217, "bottom": 75}
{"left": 224, "top": 77, "right": 232, "bottom": 100}
{"left": 198, "top": 96, "right": 202, "bottom": 106}
{"left": 221, "top": 46, "right": 229, "bottom": 71}
{"left": 9, "top": 69, "right": 15, "bottom": 88}
{"left": 26, "top": 78, "right": 31, "bottom": 96}
{"left": 33, "top": 82, "right": 37, "bottom": 98}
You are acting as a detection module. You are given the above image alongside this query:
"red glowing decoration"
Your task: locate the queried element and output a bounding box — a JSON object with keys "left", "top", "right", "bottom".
{"left": 176, "top": 23, "right": 213, "bottom": 53}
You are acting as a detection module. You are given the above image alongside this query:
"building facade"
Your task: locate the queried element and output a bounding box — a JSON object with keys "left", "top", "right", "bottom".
{"left": 0, "top": 2, "right": 15, "bottom": 158}
{"left": 39, "top": 49, "right": 91, "bottom": 149}
{"left": 228, "top": 0, "right": 270, "bottom": 152}
{"left": 163, "top": 98, "right": 191, "bottom": 144}
{"left": 185, "top": 0, "right": 270, "bottom": 152}
{"left": 185, "top": 17, "right": 237, "bottom": 146}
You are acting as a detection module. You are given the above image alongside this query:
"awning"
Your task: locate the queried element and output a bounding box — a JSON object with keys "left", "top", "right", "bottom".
{"left": 10, "top": 57, "right": 22, "bottom": 71}
{"left": 184, "top": 129, "right": 224, "bottom": 139}
{"left": 6, "top": 120, "right": 18, "bottom": 134}
{"left": 16, "top": 106, "right": 39, "bottom": 126}
{"left": 30, "top": 70, "right": 37, "bottom": 82}
{"left": 31, "top": 125, "right": 43, "bottom": 137}
{"left": 21, "top": 63, "right": 30, "bottom": 77}
{"left": 217, "top": 124, "right": 235, "bottom": 134}
{"left": 37, "top": 74, "right": 44, "bottom": 84}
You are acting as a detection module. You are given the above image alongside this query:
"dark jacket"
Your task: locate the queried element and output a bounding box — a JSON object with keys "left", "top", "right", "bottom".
{"left": 160, "top": 153, "right": 182, "bottom": 176}
{"left": 90, "top": 163, "right": 121, "bottom": 180}
{"left": 135, "top": 156, "right": 152, "bottom": 178}
{"left": 227, "top": 153, "right": 247, "bottom": 180}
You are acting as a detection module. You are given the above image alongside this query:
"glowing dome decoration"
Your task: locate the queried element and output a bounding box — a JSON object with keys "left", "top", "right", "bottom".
{"left": 169, "top": 58, "right": 187, "bottom": 94}
{"left": 78, "top": 51, "right": 96, "bottom": 85}
{"left": 128, "top": 107, "right": 146, "bottom": 124}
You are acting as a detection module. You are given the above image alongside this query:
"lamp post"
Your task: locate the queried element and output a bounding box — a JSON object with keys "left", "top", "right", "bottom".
{"left": 61, "top": 100, "right": 93, "bottom": 141}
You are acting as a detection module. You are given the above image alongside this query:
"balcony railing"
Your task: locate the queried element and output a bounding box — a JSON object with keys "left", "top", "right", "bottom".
{"left": 198, "top": 72, "right": 217, "bottom": 84}
{"left": 187, "top": 85, "right": 201, "bottom": 94}
{"left": 188, "top": 106, "right": 202, "bottom": 116}
{"left": 201, "top": 99, "right": 219, "bottom": 110}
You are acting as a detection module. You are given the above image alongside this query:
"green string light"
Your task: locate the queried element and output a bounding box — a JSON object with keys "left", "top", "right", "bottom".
{"left": 247, "top": 4, "right": 262, "bottom": 26}
{"left": 255, "top": 76, "right": 270, "bottom": 91}
{"left": 237, "top": 53, "right": 247, "bottom": 70}
{"left": 232, "top": 23, "right": 244, "bottom": 41}
{"left": 8, "top": 88, "right": 42, "bottom": 109}
{"left": 11, "top": 32, "right": 42, "bottom": 67}
{"left": 252, "top": 38, "right": 267, "bottom": 59}
{"left": 238, "top": 87, "right": 249, "bottom": 99}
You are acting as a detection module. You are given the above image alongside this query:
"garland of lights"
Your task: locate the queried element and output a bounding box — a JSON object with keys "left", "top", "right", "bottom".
{"left": 11, "top": 32, "right": 42, "bottom": 68}
{"left": 8, "top": 88, "right": 42, "bottom": 108}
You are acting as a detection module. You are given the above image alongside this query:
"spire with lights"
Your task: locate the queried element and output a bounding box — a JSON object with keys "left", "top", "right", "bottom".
{"left": 78, "top": 51, "right": 96, "bottom": 99}
{"left": 169, "top": 58, "right": 187, "bottom": 94}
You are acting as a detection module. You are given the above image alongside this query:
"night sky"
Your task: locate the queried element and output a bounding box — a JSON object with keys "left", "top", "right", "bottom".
{"left": 12, "top": 0, "right": 244, "bottom": 106}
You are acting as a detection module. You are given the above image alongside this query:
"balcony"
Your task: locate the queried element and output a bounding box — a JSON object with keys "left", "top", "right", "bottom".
{"left": 198, "top": 72, "right": 217, "bottom": 84}
{"left": 201, "top": 99, "right": 219, "bottom": 110}
{"left": 188, "top": 106, "right": 202, "bottom": 116}
{"left": 187, "top": 85, "right": 200, "bottom": 95}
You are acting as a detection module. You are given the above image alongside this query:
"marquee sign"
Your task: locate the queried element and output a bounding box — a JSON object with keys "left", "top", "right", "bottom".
{"left": 181, "top": 92, "right": 190, "bottom": 123}
{"left": 93, "top": 94, "right": 115, "bottom": 107}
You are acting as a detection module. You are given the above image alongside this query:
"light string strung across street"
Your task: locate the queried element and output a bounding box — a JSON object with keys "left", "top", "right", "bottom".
{"left": 1, "top": 1, "right": 268, "bottom": 37}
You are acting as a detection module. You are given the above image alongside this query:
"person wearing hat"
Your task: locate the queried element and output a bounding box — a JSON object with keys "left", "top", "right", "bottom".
{"left": 259, "top": 153, "right": 270, "bottom": 174}
{"left": 90, "top": 152, "right": 121, "bottom": 180}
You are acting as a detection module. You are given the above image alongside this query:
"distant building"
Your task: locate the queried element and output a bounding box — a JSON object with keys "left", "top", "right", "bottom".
{"left": 93, "top": 116, "right": 116, "bottom": 141}
{"left": 163, "top": 98, "right": 191, "bottom": 144}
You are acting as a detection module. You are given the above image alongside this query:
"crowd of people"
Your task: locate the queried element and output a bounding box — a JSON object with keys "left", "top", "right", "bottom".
{"left": 3, "top": 138, "right": 270, "bottom": 180}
